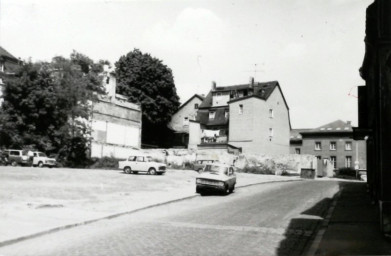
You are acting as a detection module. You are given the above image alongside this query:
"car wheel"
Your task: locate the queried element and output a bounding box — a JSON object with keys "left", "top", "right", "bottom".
{"left": 124, "top": 167, "right": 131, "bottom": 174}
{"left": 229, "top": 184, "right": 235, "bottom": 193}
{"left": 11, "top": 161, "right": 17, "bottom": 167}
{"left": 224, "top": 184, "right": 230, "bottom": 195}
{"left": 197, "top": 168, "right": 203, "bottom": 173}
{"left": 38, "top": 162, "right": 44, "bottom": 168}
{"left": 196, "top": 187, "right": 204, "bottom": 196}
{"left": 148, "top": 168, "right": 157, "bottom": 175}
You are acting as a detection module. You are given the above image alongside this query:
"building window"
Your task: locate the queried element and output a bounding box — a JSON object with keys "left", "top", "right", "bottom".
{"left": 295, "top": 148, "right": 301, "bottom": 154}
{"left": 330, "top": 142, "right": 336, "bottom": 150}
{"left": 269, "top": 109, "right": 274, "bottom": 118}
{"left": 345, "top": 141, "right": 352, "bottom": 151}
{"left": 330, "top": 156, "right": 337, "bottom": 169}
{"left": 224, "top": 110, "right": 229, "bottom": 119}
{"left": 194, "top": 103, "right": 199, "bottom": 109}
{"left": 183, "top": 117, "right": 189, "bottom": 126}
{"left": 346, "top": 156, "right": 353, "bottom": 168}
{"left": 269, "top": 128, "right": 273, "bottom": 141}
{"left": 209, "top": 111, "right": 215, "bottom": 120}
{"left": 315, "top": 142, "right": 322, "bottom": 151}
{"left": 239, "top": 104, "right": 243, "bottom": 114}
{"left": 316, "top": 156, "right": 321, "bottom": 161}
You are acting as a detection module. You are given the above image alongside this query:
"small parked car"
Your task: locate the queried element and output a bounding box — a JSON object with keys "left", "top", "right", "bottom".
{"left": 31, "top": 151, "right": 57, "bottom": 167}
{"left": 119, "top": 155, "right": 166, "bottom": 175}
{"left": 3, "top": 149, "right": 30, "bottom": 166}
{"left": 193, "top": 159, "right": 217, "bottom": 173}
{"left": 196, "top": 163, "right": 236, "bottom": 195}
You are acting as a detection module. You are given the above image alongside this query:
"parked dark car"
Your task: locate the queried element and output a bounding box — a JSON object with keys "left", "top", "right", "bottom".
{"left": 193, "top": 159, "right": 217, "bottom": 173}
{"left": 3, "top": 149, "right": 31, "bottom": 166}
{"left": 0, "top": 150, "right": 9, "bottom": 166}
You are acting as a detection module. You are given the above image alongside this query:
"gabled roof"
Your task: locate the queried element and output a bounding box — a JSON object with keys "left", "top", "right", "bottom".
{"left": 177, "top": 94, "right": 204, "bottom": 111}
{"left": 198, "top": 91, "right": 213, "bottom": 109}
{"left": 290, "top": 129, "right": 311, "bottom": 141}
{"left": 300, "top": 120, "right": 353, "bottom": 134}
{"left": 198, "top": 81, "right": 279, "bottom": 109}
{"left": 0, "top": 46, "right": 18, "bottom": 62}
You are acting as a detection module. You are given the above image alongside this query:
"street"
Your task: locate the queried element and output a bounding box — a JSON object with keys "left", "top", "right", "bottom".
{"left": 0, "top": 180, "right": 339, "bottom": 256}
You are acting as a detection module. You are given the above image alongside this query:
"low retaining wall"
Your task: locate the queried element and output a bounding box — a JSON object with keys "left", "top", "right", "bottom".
{"left": 139, "top": 148, "right": 317, "bottom": 175}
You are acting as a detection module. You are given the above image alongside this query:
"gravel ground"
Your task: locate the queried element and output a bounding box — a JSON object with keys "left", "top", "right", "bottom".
{"left": 0, "top": 166, "right": 300, "bottom": 243}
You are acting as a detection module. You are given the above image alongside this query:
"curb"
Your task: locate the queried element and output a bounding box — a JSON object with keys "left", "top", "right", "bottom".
{"left": 0, "top": 178, "right": 302, "bottom": 248}
{"left": 304, "top": 188, "right": 343, "bottom": 256}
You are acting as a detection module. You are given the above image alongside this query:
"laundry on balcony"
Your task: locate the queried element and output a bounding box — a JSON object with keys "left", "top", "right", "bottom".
{"left": 202, "top": 129, "right": 224, "bottom": 143}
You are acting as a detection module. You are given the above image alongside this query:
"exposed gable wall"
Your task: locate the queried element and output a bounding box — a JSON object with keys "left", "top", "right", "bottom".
{"left": 228, "top": 88, "right": 290, "bottom": 154}
{"left": 169, "top": 96, "right": 203, "bottom": 133}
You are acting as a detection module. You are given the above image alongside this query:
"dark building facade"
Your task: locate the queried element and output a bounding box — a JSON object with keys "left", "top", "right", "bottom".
{"left": 356, "top": 0, "right": 391, "bottom": 234}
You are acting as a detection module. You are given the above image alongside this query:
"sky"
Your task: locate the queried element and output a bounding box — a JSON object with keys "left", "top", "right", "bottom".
{"left": 0, "top": 0, "right": 373, "bottom": 128}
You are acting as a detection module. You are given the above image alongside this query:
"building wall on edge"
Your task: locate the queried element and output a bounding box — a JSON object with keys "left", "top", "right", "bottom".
{"left": 188, "top": 121, "right": 201, "bottom": 150}
{"left": 91, "top": 98, "right": 141, "bottom": 158}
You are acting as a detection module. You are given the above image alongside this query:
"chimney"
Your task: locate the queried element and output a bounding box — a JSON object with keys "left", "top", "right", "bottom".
{"left": 103, "top": 64, "right": 110, "bottom": 73}
{"left": 211, "top": 81, "right": 216, "bottom": 91}
{"left": 249, "top": 77, "right": 254, "bottom": 87}
{"left": 104, "top": 73, "right": 116, "bottom": 100}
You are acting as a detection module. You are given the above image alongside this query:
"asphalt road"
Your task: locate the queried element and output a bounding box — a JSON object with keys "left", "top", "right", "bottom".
{"left": 0, "top": 180, "right": 340, "bottom": 256}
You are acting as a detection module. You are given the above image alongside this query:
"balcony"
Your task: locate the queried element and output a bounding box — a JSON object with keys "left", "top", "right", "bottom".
{"left": 201, "top": 129, "right": 228, "bottom": 144}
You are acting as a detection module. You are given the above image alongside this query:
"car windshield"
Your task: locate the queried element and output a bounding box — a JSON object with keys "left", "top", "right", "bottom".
{"left": 204, "top": 165, "right": 228, "bottom": 175}
{"left": 38, "top": 153, "right": 47, "bottom": 157}
{"left": 145, "top": 156, "right": 153, "bottom": 162}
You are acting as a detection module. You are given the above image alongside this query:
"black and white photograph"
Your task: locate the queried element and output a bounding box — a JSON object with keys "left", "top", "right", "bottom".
{"left": 0, "top": 0, "right": 390, "bottom": 255}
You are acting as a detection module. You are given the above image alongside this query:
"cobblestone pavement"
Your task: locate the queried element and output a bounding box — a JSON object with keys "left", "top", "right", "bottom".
{"left": 0, "top": 181, "right": 339, "bottom": 256}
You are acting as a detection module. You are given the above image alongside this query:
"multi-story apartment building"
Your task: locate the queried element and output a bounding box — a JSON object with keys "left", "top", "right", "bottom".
{"left": 188, "top": 78, "right": 291, "bottom": 154}
{"left": 290, "top": 120, "right": 367, "bottom": 170}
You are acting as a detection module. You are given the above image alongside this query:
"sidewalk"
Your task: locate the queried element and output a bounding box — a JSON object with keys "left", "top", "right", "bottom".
{"left": 0, "top": 167, "right": 301, "bottom": 247}
{"left": 310, "top": 181, "right": 391, "bottom": 256}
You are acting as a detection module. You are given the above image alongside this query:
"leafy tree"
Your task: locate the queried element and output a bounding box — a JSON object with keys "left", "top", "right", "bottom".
{"left": 115, "top": 49, "right": 180, "bottom": 146}
{"left": 0, "top": 51, "right": 106, "bottom": 166}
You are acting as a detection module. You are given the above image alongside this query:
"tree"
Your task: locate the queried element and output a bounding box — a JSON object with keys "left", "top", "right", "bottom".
{"left": 0, "top": 51, "right": 106, "bottom": 166}
{"left": 115, "top": 49, "right": 180, "bottom": 146}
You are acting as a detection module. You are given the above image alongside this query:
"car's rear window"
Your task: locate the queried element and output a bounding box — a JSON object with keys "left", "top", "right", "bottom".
{"left": 9, "top": 151, "right": 20, "bottom": 156}
{"left": 204, "top": 165, "right": 228, "bottom": 175}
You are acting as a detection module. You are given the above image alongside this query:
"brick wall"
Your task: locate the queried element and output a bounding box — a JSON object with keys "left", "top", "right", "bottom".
{"left": 301, "top": 135, "right": 367, "bottom": 170}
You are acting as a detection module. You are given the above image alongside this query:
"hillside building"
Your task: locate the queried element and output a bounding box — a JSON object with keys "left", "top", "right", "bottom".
{"left": 0, "top": 47, "right": 20, "bottom": 105}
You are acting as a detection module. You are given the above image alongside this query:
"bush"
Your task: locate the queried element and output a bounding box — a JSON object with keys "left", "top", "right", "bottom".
{"left": 88, "top": 156, "right": 124, "bottom": 170}
{"left": 240, "top": 164, "right": 275, "bottom": 175}
{"left": 334, "top": 167, "right": 359, "bottom": 179}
